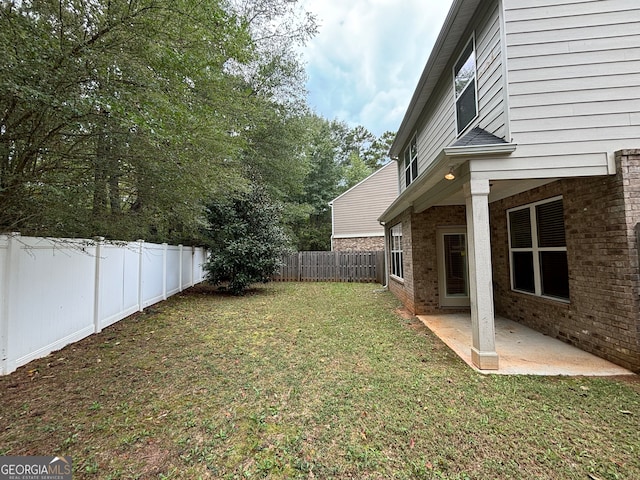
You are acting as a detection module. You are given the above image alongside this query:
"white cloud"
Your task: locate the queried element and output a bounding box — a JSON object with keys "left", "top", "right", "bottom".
{"left": 300, "top": 0, "right": 453, "bottom": 136}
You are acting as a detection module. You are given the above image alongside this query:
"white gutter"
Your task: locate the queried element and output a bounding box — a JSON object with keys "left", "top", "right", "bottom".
{"left": 444, "top": 143, "right": 517, "bottom": 157}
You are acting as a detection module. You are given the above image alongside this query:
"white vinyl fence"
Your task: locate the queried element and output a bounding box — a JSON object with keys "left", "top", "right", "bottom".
{"left": 0, "top": 233, "right": 207, "bottom": 375}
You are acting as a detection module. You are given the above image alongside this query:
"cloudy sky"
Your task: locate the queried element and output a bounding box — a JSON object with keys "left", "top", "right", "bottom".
{"left": 299, "top": 0, "right": 454, "bottom": 137}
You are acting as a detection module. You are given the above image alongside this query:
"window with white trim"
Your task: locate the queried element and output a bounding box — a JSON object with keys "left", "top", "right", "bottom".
{"left": 403, "top": 135, "right": 418, "bottom": 188}
{"left": 389, "top": 223, "right": 403, "bottom": 279}
{"left": 453, "top": 37, "right": 477, "bottom": 134}
{"left": 508, "top": 197, "right": 569, "bottom": 301}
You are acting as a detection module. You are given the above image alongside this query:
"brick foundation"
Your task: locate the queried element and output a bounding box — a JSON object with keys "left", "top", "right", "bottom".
{"left": 386, "top": 205, "right": 467, "bottom": 315}
{"left": 491, "top": 151, "right": 640, "bottom": 372}
{"left": 386, "top": 150, "right": 640, "bottom": 372}
{"left": 333, "top": 236, "right": 385, "bottom": 251}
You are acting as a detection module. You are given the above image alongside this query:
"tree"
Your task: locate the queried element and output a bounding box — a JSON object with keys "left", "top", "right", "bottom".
{"left": 0, "top": 0, "right": 251, "bottom": 239}
{"left": 288, "top": 115, "right": 342, "bottom": 250}
{"left": 285, "top": 117, "right": 395, "bottom": 251}
{"left": 202, "top": 183, "right": 291, "bottom": 294}
{"left": 363, "top": 130, "right": 395, "bottom": 169}
{"left": 0, "top": 0, "right": 317, "bottom": 244}
{"left": 343, "top": 152, "right": 373, "bottom": 189}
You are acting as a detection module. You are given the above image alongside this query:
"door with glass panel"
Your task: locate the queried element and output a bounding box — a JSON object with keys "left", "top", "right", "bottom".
{"left": 437, "top": 227, "right": 470, "bottom": 307}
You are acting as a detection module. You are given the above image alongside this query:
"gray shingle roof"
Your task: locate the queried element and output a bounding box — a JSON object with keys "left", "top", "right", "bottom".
{"left": 452, "top": 127, "right": 507, "bottom": 147}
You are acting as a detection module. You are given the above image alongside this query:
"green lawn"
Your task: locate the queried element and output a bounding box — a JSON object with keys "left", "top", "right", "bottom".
{"left": 1, "top": 282, "right": 638, "bottom": 479}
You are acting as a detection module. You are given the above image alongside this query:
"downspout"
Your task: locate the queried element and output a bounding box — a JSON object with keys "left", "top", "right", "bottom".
{"left": 377, "top": 221, "right": 389, "bottom": 291}
{"left": 329, "top": 200, "right": 335, "bottom": 251}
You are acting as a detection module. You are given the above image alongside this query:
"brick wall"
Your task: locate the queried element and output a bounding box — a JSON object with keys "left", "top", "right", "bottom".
{"left": 387, "top": 205, "right": 466, "bottom": 315}
{"left": 387, "top": 210, "right": 415, "bottom": 312}
{"left": 491, "top": 150, "right": 640, "bottom": 371}
{"left": 411, "top": 206, "right": 467, "bottom": 314}
{"left": 333, "top": 236, "right": 385, "bottom": 251}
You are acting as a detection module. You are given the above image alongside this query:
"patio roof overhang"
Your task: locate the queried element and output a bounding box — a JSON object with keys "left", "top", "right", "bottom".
{"left": 378, "top": 141, "right": 517, "bottom": 224}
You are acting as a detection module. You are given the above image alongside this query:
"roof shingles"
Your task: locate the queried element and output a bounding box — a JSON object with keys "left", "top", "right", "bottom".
{"left": 452, "top": 127, "right": 507, "bottom": 147}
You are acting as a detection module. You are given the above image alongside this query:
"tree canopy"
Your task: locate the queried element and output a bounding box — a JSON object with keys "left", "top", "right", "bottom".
{"left": 1, "top": 0, "right": 394, "bottom": 251}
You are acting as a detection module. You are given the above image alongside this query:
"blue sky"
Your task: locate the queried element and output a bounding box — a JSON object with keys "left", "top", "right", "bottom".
{"left": 299, "top": 0, "right": 454, "bottom": 137}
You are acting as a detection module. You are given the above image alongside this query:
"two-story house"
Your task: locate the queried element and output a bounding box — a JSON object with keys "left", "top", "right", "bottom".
{"left": 379, "top": 0, "right": 640, "bottom": 372}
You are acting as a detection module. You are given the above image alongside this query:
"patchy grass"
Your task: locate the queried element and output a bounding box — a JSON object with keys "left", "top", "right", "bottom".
{"left": 0, "top": 282, "right": 639, "bottom": 479}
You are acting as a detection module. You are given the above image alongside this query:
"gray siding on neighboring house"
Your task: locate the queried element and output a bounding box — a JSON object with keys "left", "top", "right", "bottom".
{"left": 332, "top": 162, "right": 398, "bottom": 239}
{"left": 403, "top": 0, "right": 505, "bottom": 192}
{"left": 504, "top": 0, "right": 640, "bottom": 162}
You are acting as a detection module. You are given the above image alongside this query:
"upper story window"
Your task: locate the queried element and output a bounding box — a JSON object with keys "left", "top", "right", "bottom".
{"left": 403, "top": 135, "right": 418, "bottom": 188}
{"left": 454, "top": 37, "right": 477, "bottom": 134}
{"left": 507, "top": 197, "right": 569, "bottom": 301}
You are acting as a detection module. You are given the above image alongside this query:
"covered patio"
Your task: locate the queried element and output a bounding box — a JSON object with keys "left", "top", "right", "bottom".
{"left": 418, "top": 313, "right": 635, "bottom": 376}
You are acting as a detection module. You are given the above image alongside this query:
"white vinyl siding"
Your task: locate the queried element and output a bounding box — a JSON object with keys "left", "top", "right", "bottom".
{"left": 410, "top": 0, "right": 505, "bottom": 188}
{"left": 504, "top": 0, "right": 640, "bottom": 160}
{"left": 332, "top": 162, "right": 398, "bottom": 238}
{"left": 475, "top": 1, "right": 506, "bottom": 136}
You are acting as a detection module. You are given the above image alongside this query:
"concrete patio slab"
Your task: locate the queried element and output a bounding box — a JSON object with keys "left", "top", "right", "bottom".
{"left": 417, "top": 313, "right": 636, "bottom": 376}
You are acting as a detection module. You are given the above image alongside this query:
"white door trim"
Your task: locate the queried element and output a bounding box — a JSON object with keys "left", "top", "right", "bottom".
{"left": 437, "top": 226, "right": 470, "bottom": 308}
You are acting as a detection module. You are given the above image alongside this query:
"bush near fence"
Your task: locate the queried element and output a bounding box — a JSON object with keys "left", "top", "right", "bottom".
{"left": 0, "top": 234, "right": 207, "bottom": 375}
{"left": 273, "top": 251, "right": 385, "bottom": 284}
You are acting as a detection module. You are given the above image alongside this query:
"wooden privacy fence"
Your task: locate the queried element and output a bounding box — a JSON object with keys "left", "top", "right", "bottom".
{"left": 273, "top": 251, "right": 385, "bottom": 284}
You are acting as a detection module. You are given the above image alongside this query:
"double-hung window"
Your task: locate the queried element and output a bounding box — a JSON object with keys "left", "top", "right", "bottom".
{"left": 403, "top": 135, "right": 418, "bottom": 188}
{"left": 390, "top": 223, "right": 403, "bottom": 279}
{"left": 454, "top": 37, "right": 477, "bottom": 134}
{"left": 508, "top": 197, "right": 569, "bottom": 301}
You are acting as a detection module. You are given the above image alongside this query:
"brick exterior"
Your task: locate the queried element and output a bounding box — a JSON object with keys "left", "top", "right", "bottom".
{"left": 491, "top": 151, "right": 640, "bottom": 372}
{"left": 333, "top": 236, "right": 385, "bottom": 251}
{"left": 387, "top": 209, "right": 414, "bottom": 311}
{"left": 386, "top": 151, "right": 640, "bottom": 372}
{"left": 387, "top": 205, "right": 467, "bottom": 315}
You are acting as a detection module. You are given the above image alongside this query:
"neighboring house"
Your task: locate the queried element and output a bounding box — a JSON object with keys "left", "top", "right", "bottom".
{"left": 379, "top": 0, "right": 640, "bottom": 372}
{"left": 330, "top": 162, "right": 398, "bottom": 251}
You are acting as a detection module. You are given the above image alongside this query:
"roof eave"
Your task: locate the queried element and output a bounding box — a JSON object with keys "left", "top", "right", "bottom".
{"left": 389, "top": 0, "right": 483, "bottom": 158}
{"left": 379, "top": 142, "right": 517, "bottom": 223}
{"left": 378, "top": 150, "right": 448, "bottom": 223}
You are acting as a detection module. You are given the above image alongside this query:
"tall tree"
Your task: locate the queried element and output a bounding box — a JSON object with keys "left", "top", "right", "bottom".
{"left": 0, "top": 0, "right": 316, "bottom": 244}
{"left": 343, "top": 152, "right": 373, "bottom": 189}
{"left": 363, "top": 130, "right": 395, "bottom": 169}
{"left": 286, "top": 115, "right": 340, "bottom": 250}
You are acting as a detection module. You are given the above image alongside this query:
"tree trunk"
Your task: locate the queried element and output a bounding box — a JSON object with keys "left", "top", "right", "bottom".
{"left": 93, "top": 125, "right": 109, "bottom": 217}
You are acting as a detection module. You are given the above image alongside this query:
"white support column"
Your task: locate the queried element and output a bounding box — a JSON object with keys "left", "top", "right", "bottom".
{"left": 464, "top": 179, "right": 499, "bottom": 370}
